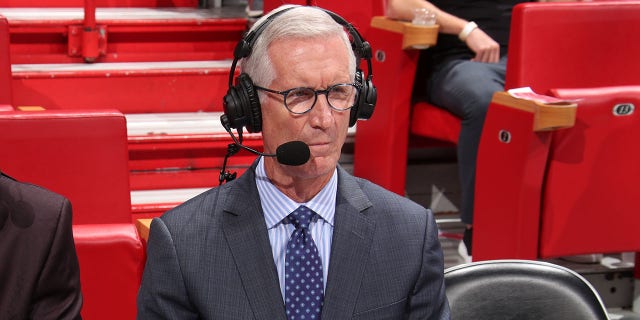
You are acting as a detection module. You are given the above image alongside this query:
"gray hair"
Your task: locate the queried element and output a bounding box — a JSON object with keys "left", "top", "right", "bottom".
{"left": 240, "top": 5, "right": 357, "bottom": 95}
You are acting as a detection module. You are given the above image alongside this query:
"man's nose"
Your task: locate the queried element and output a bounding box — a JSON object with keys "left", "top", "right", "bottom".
{"left": 308, "top": 94, "right": 333, "bottom": 127}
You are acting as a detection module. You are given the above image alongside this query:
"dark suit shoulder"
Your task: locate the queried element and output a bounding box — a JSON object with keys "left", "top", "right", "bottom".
{"left": 0, "top": 172, "right": 69, "bottom": 232}
{"left": 0, "top": 172, "right": 67, "bottom": 210}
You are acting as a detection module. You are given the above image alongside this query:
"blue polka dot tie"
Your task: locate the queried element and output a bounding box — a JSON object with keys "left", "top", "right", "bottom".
{"left": 285, "top": 206, "right": 324, "bottom": 320}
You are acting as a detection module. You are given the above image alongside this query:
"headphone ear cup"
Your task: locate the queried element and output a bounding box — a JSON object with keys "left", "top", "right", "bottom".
{"left": 350, "top": 69, "right": 377, "bottom": 127}
{"left": 222, "top": 73, "right": 263, "bottom": 133}
{"left": 238, "top": 74, "right": 263, "bottom": 133}
{"left": 223, "top": 84, "right": 243, "bottom": 129}
{"left": 359, "top": 77, "right": 377, "bottom": 121}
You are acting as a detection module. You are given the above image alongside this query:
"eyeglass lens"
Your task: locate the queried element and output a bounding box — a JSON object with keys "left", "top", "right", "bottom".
{"left": 285, "top": 84, "right": 357, "bottom": 114}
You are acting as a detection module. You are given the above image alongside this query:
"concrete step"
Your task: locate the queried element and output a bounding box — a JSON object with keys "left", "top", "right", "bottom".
{"left": 125, "top": 111, "right": 262, "bottom": 190}
{"left": 12, "top": 60, "right": 233, "bottom": 112}
{"left": 0, "top": 7, "right": 247, "bottom": 63}
{"left": 2, "top": 6, "right": 248, "bottom": 111}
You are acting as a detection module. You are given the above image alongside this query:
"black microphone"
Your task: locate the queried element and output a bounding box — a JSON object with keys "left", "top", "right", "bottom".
{"left": 274, "top": 141, "right": 311, "bottom": 166}
{"left": 220, "top": 115, "right": 311, "bottom": 166}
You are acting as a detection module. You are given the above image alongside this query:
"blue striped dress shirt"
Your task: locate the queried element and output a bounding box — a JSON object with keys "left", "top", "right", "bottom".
{"left": 255, "top": 157, "right": 336, "bottom": 301}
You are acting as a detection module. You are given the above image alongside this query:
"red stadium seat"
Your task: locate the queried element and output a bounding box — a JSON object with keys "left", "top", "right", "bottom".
{"left": 473, "top": 86, "right": 640, "bottom": 263}
{"left": 473, "top": 1, "right": 640, "bottom": 261}
{"left": 0, "top": 109, "right": 144, "bottom": 319}
{"left": 352, "top": 16, "right": 461, "bottom": 195}
{"left": 472, "top": 91, "right": 577, "bottom": 259}
{"left": 541, "top": 86, "right": 640, "bottom": 257}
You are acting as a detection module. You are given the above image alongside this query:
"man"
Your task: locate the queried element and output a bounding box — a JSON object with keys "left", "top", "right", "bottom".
{"left": 0, "top": 171, "right": 83, "bottom": 319}
{"left": 137, "top": 5, "right": 450, "bottom": 319}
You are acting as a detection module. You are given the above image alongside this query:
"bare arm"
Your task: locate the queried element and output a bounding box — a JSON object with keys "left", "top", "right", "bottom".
{"left": 386, "top": 0, "right": 466, "bottom": 34}
{"left": 386, "top": 0, "right": 500, "bottom": 63}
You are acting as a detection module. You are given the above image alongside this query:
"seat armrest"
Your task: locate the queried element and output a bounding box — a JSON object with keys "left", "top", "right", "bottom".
{"left": 73, "top": 223, "right": 145, "bottom": 320}
{"left": 491, "top": 91, "right": 577, "bottom": 131}
{"left": 370, "top": 16, "right": 438, "bottom": 49}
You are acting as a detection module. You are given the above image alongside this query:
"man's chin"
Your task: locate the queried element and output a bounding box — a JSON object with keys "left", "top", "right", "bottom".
{"left": 287, "top": 156, "right": 337, "bottom": 177}
{"left": 309, "top": 153, "right": 340, "bottom": 166}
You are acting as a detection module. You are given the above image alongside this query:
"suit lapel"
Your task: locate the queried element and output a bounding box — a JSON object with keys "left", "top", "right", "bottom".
{"left": 222, "top": 167, "right": 287, "bottom": 320}
{"left": 321, "top": 168, "right": 375, "bottom": 319}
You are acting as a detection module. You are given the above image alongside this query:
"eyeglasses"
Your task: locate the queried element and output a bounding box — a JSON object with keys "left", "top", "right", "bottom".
{"left": 254, "top": 83, "right": 360, "bottom": 115}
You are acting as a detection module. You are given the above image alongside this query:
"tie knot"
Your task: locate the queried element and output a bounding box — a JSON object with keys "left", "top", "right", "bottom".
{"left": 287, "top": 205, "right": 315, "bottom": 230}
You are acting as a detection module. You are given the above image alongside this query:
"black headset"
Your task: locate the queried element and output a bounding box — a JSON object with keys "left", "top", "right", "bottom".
{"left": 222, "top": 6, "right": 377, "bottom": 133}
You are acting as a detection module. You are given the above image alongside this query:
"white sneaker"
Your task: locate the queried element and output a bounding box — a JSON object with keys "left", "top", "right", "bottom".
{"left": 458, "top": 240, "right": 472, "bottom": 264}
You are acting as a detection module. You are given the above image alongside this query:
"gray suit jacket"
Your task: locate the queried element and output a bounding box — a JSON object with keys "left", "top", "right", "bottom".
{"left": 137, "top": 161, "right": 450, "bottom": 319}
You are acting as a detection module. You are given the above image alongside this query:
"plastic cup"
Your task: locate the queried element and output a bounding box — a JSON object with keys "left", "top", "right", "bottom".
{"left": 412, "top": 8, "right": 436, "bottom": 26}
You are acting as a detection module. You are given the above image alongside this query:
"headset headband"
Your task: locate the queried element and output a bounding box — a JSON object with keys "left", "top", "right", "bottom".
{"left": 227, "top": 6, "right": 373, "bottom": 88}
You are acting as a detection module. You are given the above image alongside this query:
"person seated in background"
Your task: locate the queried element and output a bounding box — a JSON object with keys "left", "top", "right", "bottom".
{"left": 0, "top": 170, "right": 83, "bottom": 319}
{"left": 386, "top": 0, "right": 577, "bottom": 259}
{"left": 137, "top": 5, "right": 450, "bottom": 319}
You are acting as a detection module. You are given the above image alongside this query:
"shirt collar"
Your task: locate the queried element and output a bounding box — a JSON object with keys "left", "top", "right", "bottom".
{"left": 256, "top": 157, "right": 337, "bottom": 229}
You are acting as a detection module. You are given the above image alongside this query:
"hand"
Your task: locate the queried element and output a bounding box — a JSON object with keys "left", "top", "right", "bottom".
{"left": 464, "top": 28, "right": 500, "bottom": 63}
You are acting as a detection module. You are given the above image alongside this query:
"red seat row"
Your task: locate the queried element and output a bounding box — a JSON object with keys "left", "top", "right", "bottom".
{"left": 474, "top": 86, "right": 640, "bottom": 262}
{"left": 474, "top": 1, "right": 640, "bottom": 260}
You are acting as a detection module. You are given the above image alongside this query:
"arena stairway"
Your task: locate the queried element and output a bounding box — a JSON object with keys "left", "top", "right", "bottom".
{"left": 2, "top": 3, "right": 358, "bottom": 219}
{"left": 1, "top": 3, "right": 260, "bottom": 219}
